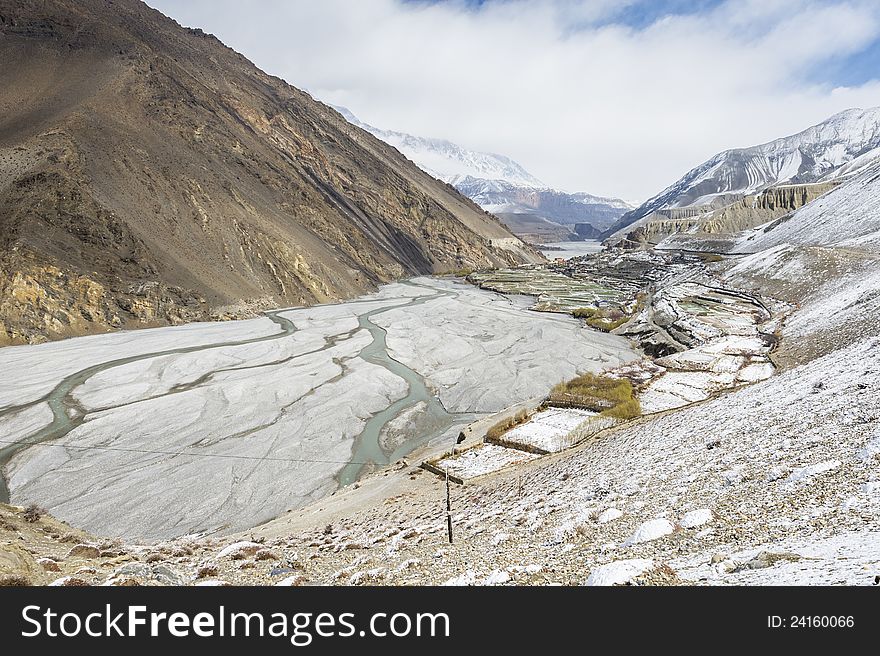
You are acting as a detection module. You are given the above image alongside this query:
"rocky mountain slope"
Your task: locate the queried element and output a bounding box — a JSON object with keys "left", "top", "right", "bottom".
{"left": 334, "top": 106, "right": 633, "bottom": 242}
{"left": 0, "top": 0, "right": 539, "bottom": 346}
{"left": 623, "top": 181, "right": 839, "bottom": 250}
{"left": 606, "top": 107, "right": 880, "bottom": 241}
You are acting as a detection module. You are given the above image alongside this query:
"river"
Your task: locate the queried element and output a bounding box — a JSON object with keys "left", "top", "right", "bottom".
{"left": 0, "top": 277, "right": 638, "bottom": 540}
{"left": 538, "top": 240, "right": 603, "bottom": 260}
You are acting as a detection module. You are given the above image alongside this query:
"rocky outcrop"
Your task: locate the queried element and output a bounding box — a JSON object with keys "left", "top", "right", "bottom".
{"left": 617, "top": 182, "right": 838, "bottom": 249}
{"left": 0, "top": 0, "right": 540, "bottom": 344}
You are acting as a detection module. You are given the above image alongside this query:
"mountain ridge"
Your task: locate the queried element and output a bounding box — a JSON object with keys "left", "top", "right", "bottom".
{"left": 605, "top": 107, "right": 880, "bottom": 241}
{"left": 0, "top": 0, "right": 539, "bottom": 345}
{"left": 332, "top": 105, "right": 633, "bottom": 241}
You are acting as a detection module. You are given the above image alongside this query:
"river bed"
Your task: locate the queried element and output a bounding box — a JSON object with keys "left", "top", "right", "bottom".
{"left": 0, "top": 277, "right": 638, "bottom": 541}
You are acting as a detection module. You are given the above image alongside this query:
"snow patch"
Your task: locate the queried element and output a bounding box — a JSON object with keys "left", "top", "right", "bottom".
{"left": 623, "top": 519, "right": 675, "bottom": 546}
{"left": 586, "top": 559, "right": 655, "bottom": 586}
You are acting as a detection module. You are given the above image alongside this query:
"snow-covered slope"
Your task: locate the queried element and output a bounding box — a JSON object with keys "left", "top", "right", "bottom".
{"left": 735, "top": 160, "right": 880, "bottom": 252}
{"left": 607, "top": 107, "right": 880, "bottom": 239}
{"left": 333, "top": 106, "right": 633, "bottom": 234}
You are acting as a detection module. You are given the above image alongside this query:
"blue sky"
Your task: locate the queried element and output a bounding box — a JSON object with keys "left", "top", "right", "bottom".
{"left": 147, "top": 0, "right": 880, "bottom": 200}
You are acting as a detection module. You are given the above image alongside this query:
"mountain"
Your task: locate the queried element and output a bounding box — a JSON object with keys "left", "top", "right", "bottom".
{"left": 734, "top": 159, "right": 880, "bottom": 252}
{"left": 333, "top": 105, "right": 543, "bottom": 187}
{"left": 0, "top": 0, "right": 540, "bottom": 345}
{"left": 605, "top": 107, "right": 880, "bottom": 241}
{"left": 334, "top": 106, "right": 633, "bottom": 242}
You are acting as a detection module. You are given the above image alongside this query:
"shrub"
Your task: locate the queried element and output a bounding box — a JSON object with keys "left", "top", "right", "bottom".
{"left": 22, "top": 504, "right": 45, "bottom": 524}
{"left": 549, "top": 372, "right": 641, "bottom": 420}
{"left": 600, "top": 397, "right": 641, "bottom": 420}
{"left": 572, "top": 307, "right": 599, "bottom": 319}
{"left": 485, "top": 409, "right": 530, "bottom": 440}
{"left": 586, "top": 316, "right": 629, "bottom": 332}
{"left": 574, "top": 305, "right": 631, "bottom": 332}
{"left": 0, "top": 575, "right": 31, "bottom": 587}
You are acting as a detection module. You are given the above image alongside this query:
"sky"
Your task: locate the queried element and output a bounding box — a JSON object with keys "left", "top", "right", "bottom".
{"left": 145, "top": 0, "right": 880, "bottom": 202}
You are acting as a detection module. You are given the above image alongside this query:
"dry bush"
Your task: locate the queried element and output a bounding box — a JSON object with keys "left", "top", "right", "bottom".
{"left": 586, "top": 316, "right": 629, "bottom": 332}
{"left": 22, "top": 504, "right": 46, "bottom": 523}
{"left": 485, "top": 409, "right": 530, "bottom": 440}
{"left": 572, "top": 307, "right": 599, "bottom": 319}
{"left": 600, "top": 397, "right": 641, "bottom": 420}
{"left": 550, "top": 372, "right": 641, "bottom": 420}
{"left": 0, "top": 575, "right": 31, "bottom": 587}
{"left": 573, "top": 305, "right": 631, "bottom": 332}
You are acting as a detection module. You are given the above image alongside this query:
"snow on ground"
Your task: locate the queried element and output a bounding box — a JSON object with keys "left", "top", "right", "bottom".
{"left": 245, "top": 332, "right": 880, "bottom": 586}
{"left": 783, "top": 265, "right": 880, "bottom": 339}
{"left": 734, "top": 161, "right": 880, "bottom": 251}
{"left": 499, "top": 407, "right": 596, "bottom": 453}
{"left": 586, "top": 559, "right": 655, "bottom": 586}
{"left": 0, "top": 403, "right": 53, "bottom": 442}
{"left": 435, "top": 444, "right": 540, "bottom": 480}
{"left": 674, "top": 531, "right": 880, "bottom": 586}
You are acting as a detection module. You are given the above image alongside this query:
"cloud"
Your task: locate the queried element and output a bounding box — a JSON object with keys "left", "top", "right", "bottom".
{"left": 145, "top": 0, "right": 880, "bottom": 201}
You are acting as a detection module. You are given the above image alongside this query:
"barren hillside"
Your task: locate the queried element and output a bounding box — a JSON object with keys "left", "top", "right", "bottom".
{"left": 0, "top": 0, "right": 538, "bottom": 345}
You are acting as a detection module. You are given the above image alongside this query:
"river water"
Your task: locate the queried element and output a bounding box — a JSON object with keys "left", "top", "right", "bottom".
{"left": 0, "top": 283, "right": 464, "bottom": 502}
{"left": 539, "top": 240, "right": 603, "bottom": 260}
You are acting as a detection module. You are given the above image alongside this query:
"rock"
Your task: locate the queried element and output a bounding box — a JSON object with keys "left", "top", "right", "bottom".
{"left": 38, "top": 558, "right": 61, "bottom": 572}
{"left": 586, "top": 559, "right": 655, "bottom": 586}
{"left": 152, "top": 564, "right": 185, "bottom": 586}
{"left": 734, "top": 551, "right": 801, "bottom": 572}
{"left": 710, "top": 553, "right": 728, "bottom": 564}
{"left": 112, "top": 562, "right": 184, "bottom": 586}
{"left": 483, "top": 570, "right": 511, "bottom": 585}
{"left": 196, "top": 580, "right": 232, "bottom": 587}
{"left": 49, "top": 576, "right": 89, "bottom": 587}
{"left": 275, "top": 574, "right": 307, "bottom": 587}
{"left": 102, "top": 577, "right": 140, "bottom": 587}
{"left": 216, "top": 541, "right": 262, "bottom": 560}
{"left": 0, "top": 543, "right": 44, "bottom": 585}
{"left": 714, "top": 559, "right": 738, "bottom": 575}
{"left": 442, "top": 570, "right": 478, "bottom": 586}
{"left": 67, "top": 544, "right": 101, "bottom": 559}
{"left": 623, "top": 518, "right": 675, "bottom": 546}
{"left": 679, "top": 509, "right": 713, "bottom": 529}
{"left": 105, "top": 554, "right": 134, "bottom": 566}
{"left": 597, "top": 508, "right": 623, "bottom": 524}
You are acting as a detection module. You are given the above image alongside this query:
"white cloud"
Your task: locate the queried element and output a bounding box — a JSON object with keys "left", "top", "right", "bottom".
{"left": 145, "top": 0, "right": 880, "bottom": 201}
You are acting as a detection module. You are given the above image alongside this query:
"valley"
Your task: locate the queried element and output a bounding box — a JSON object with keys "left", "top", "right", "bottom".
{"left": 0, "top": 277, "right": 637, "bottom": 541}
{"left": 1, "top": 0, "right": 880, "bottom": 592}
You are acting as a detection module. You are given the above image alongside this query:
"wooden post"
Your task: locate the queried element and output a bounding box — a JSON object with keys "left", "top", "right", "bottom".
{"left": 445, "top": 466, "right": 453, "bottom": 545}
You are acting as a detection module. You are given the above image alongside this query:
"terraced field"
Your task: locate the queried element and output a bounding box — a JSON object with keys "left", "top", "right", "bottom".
{"left": 468, "top": 267, "right": 628, "bottom": 313}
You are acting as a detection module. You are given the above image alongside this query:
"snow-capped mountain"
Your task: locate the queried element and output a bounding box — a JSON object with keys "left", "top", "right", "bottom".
{"left": 333, "top": 105, "right": 543, "bottom": 187}
{"left": 333, "top": 106, "right": 633, "bottom": 239}
{"left": 606, "top": 107, "right": 880, "bottom": 239}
